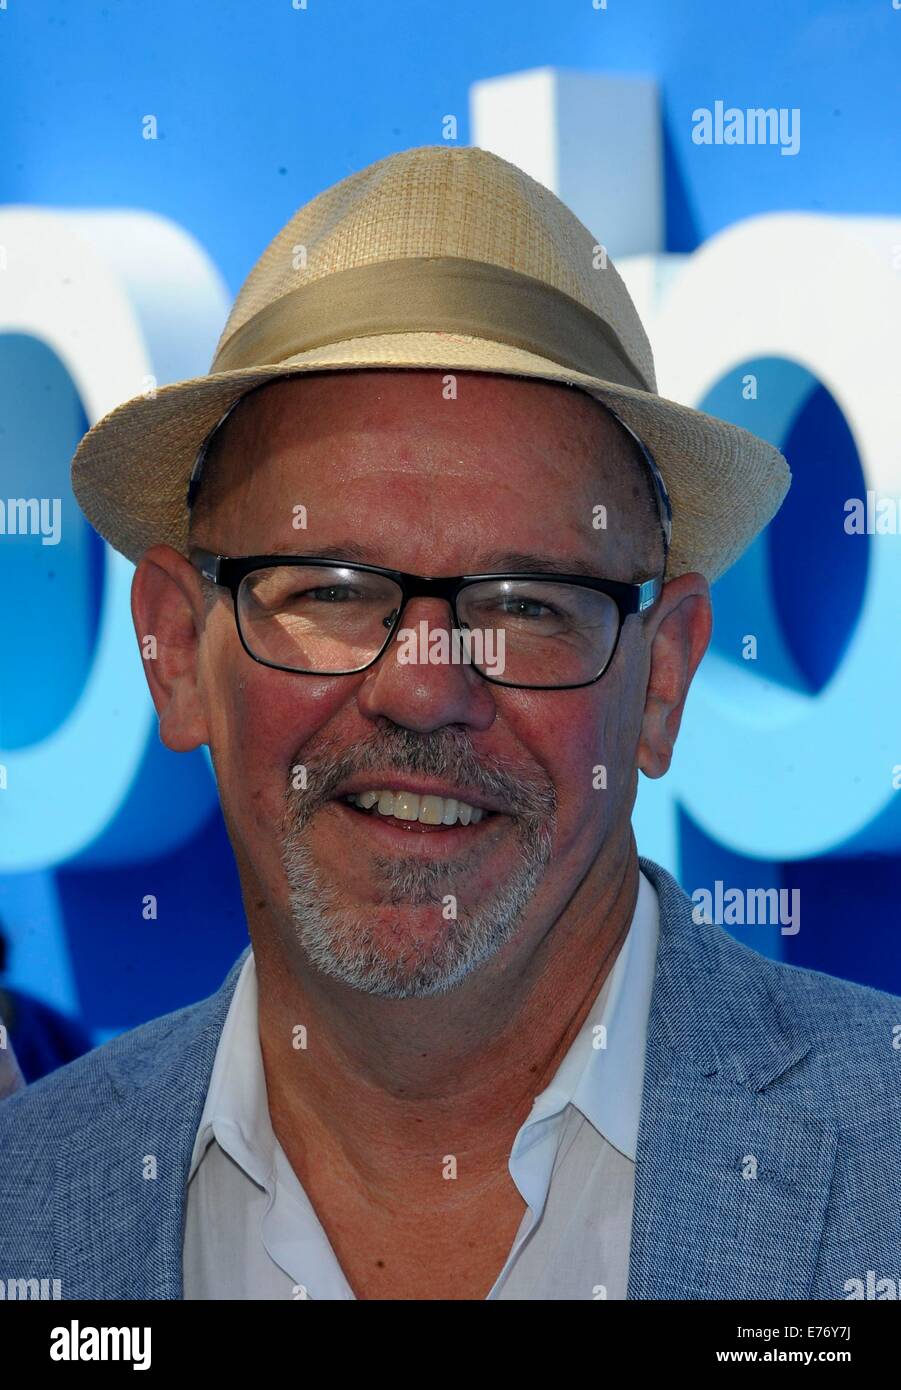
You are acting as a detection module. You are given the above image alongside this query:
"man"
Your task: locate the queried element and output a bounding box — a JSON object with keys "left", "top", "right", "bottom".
{"left": 1, "top": 145, "right": 899, "bottom": 1300}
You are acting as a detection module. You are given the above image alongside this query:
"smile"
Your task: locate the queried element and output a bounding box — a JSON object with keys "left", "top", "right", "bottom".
{"left": 343, "top": 788, "right": 488, "bottom": 827}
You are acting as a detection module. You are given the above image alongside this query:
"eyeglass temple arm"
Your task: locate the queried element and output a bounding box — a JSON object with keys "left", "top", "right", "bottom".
{"left": 190, "top": 548, "right": 222, "bottom": 584}
{"left": 637, "top": 577, "right": 663, "bottom": 611}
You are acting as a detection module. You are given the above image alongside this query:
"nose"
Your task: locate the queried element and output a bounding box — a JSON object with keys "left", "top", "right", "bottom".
{"left": 354, "top": 596, "right": 498, "bottom": 734}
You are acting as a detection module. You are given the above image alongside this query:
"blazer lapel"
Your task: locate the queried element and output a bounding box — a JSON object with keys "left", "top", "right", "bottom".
{"left": 628, "top": 859, "right": 838, "bottom": 1299}
{"left": 55, "top": 949, "right": 249, "bottom": 1299}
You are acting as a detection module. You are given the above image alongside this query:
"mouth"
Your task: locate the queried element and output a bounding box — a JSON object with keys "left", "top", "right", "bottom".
{"left": 329, "top": 786, "right": 506, "bottom": 851}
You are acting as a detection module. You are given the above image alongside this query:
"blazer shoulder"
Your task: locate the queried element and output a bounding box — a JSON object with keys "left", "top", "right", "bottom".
{"left": 0, "top": 948, "right": 248, "bottom": 1151}
{"left": 701, "top": 913, "right": 901, "bottom": 1118}
{"left": 693, "top": 903, "right": 901, "bottom": 1038}
{"left": 692, "top": 892, "right": 901, "bottom": 1063}
{"left": 639, "top": 854, "right": 901, "bottom": 1098}
{"left": 752, "top": 944, "right": 901, "bottom": 1054}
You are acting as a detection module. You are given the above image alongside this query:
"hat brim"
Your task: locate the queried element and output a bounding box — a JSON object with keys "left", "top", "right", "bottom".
{"left": 70, "top": 331, "right": 790, "bottom": 584}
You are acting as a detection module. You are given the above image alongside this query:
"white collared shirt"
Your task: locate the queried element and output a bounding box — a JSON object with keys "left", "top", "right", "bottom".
{"left": 183, "top": 869, "right": 659, "bottom": 1300}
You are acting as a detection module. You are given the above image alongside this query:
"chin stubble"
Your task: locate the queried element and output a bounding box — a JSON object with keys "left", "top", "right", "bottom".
{"left": 277, "top": 727, "right": 556, "bottom": 999}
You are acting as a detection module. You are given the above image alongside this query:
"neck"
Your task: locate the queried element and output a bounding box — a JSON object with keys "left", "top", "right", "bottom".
{"left": 252, "top": 827, "right": 639, "bottom": 1197}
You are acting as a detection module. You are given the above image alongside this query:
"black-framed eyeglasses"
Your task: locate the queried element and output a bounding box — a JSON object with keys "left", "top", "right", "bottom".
{"left": 189, "top": 548, "right": 663, "bottom": 691}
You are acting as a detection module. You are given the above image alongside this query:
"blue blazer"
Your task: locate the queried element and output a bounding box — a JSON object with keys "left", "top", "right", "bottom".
{"left": 1, "top": 856, "right": 899, "bottom": 1299}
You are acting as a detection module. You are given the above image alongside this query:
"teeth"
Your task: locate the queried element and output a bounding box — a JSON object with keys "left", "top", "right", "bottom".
{"left": 345, "top": 789, "right": 487, "bottom": 826}
{"left": 393, "top": 792, "right": 419, "bottom": 822}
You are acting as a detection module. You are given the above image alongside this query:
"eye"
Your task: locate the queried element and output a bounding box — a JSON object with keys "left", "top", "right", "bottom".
{"left": 305, "top": 585, "right": 360, "bottom": 602}
{"left": 497, "top": 596, "right": 557, "bottom": 619}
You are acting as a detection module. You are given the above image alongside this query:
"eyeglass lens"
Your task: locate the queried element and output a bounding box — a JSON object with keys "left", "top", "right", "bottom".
{"left": 235, "top": 564, "right": 621, "bottom": 687}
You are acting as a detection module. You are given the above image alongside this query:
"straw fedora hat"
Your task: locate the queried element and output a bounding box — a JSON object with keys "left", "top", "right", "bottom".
{"left": 71, "top": 143, "right": 790, "bottom": 583}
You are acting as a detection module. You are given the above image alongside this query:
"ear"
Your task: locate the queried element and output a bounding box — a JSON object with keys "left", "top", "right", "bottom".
{"left": 636, "top": 572, "right": 712, "bottom": 780}
{"left": 131, "top": 544, "right": 211, "bottom": 752}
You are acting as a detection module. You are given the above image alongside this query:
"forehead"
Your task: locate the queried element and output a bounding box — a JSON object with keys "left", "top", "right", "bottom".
{"left": 193, "top": 370, "right": 653, "bottom": 573}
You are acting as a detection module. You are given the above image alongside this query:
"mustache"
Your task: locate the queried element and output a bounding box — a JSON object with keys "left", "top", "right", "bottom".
{"left": 281, "top": 725, "right": 557, "bottom": 834}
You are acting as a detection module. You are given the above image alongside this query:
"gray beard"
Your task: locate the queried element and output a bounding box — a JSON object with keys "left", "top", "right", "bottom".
{"left": 277, "top": 727, "right": 556, "bottom": 999}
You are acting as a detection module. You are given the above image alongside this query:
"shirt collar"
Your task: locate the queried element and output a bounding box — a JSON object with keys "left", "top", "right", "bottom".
{"left": 188, "top": 949, "right": 274, "bottom": 1186}
{"left": 546, "top": 866, "right": 659, "bottom": 1160}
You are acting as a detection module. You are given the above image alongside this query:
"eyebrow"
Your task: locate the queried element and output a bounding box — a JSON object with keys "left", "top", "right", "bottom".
{"left": 263, "top": 542, "right": 377, "bottom": 564}
{"left": 259, "top": 543, "right": 606, "bottom": 577}
{"left": 477, "top": 549, "right": 604, "bottom": 578}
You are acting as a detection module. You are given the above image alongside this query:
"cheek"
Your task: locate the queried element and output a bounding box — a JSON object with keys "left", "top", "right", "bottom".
{"left": 506, "top": 672, "right": 639, "bottom": 834}
{"left": 506, "top": 688, "right": 625, "bottom": 828}
{"left": 207, "top": 664, "right": 351, "bottom": 834}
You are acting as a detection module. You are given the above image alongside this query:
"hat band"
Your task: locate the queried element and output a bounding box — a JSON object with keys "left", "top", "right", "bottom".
{"left": 212, "top": 255, "right": 651, "bottom": 392}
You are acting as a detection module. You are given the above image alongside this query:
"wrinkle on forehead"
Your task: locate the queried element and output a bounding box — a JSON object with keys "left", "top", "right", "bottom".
{"left": 187, "top": 370, "right": 664, "bottom": 581}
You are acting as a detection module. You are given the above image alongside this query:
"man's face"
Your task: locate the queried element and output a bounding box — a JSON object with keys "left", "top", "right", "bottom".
{"left": 143, "top": 370, "right": 685, "bottom": 999}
